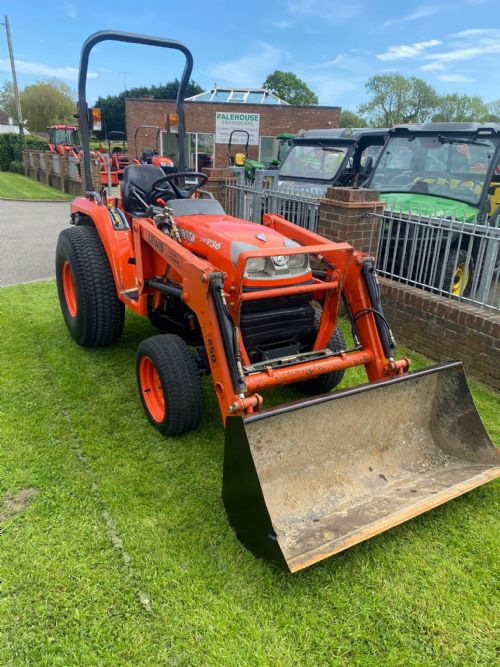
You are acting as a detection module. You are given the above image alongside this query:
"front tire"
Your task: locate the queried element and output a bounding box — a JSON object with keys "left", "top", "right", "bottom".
{"left": 56, "top": 226, "right": 124, "bottom": 346}
{"left": 136, "top": 334, "right": 203, "bottom": 436}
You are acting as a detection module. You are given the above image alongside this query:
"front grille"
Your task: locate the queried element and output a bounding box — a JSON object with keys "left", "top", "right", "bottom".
{"left": 240, "top": 290, "right": 315, "bottom": 352}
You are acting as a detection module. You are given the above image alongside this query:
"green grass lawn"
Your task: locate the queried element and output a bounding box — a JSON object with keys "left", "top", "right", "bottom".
{"left": 1, "top": 280, "right": 498, "bottom": 666}
{"left": 0, "top": 172, "right": 72, "bottom": 200}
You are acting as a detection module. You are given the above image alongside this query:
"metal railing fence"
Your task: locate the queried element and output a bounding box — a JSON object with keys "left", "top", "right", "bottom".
{"left": 368, "top": 209, "right": 500, "bottom": 312}
{"left": 224, "top": 168, "right": 320, "bottom": 230}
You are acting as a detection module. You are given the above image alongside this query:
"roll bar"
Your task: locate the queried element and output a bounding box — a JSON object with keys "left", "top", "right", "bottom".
{"left": 77, "top": 30, "right": 193, "bottom": 190}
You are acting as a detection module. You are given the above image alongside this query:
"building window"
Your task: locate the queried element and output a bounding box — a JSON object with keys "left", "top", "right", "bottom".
{"left": 227, "top": 90, "right": 247, "bottom": 103}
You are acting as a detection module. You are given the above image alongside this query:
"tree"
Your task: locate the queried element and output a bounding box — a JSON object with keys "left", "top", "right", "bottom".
{"left": 432, "top": 94, "right": 489, "bottom": 122}
{"left": 94, "top": 79, "right": 203, "bottom": 137}
{"left": 262, "top": 71, "right": 318, "bottom": 105}
{"left": 19, "top": 79, "right": 75, "bottom": 131}
{"left": 358, "top": 74, "right": 438, "bottom": 126}
{"left": 0, "top": 81, "right": 16, "bottom": 117}
{"left": 485, "top": 99, "right": 500, "bottom": 122}
{"left": 339, "top": 110, "right": 368, "bottom": 128}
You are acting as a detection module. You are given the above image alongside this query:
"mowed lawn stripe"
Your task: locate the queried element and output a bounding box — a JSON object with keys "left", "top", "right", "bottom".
{"left": 1, "top": 280, "right": 498, "bottom": 666}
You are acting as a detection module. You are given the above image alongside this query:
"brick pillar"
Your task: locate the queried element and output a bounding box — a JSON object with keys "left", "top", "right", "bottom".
{"left": 82, "top": 158, "right": 103, "bottom": 193}
{"left": 201, "top": 167, "right": 236, "bottom": 207}
{"left": 22, "top": 150, "right": 30, "bottom": 176}
{"left": 44, "top": 151, "right": 54, "bottom": 185}
{"left": 318, "top": 187, "right": 385, "bottom": 255}
{"left": 59, "top": 154, "right": 70, "bottom": 193}
{"left": 31, "top": 150, "right": 41, "bottom": 180}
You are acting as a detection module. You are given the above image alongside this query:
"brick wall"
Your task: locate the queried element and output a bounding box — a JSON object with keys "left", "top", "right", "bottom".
{"left": 126, "top": 99, "right": 340, "bottom": 168}
{"left": 380, "top": 278, "right": 500, "bottom": 389}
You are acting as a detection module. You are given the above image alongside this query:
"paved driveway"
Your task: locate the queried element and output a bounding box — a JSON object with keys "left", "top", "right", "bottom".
{"left": 0, "top": 200, "right": 70, "bottom": 286}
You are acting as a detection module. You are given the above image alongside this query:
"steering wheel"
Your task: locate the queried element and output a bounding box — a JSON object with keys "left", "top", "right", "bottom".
{"left": 388, "top": 172, "right": 413, "bottom": 186}
{"left": 452, "top": 178, "right": 482, "bottom": 193}
{"left": 149, "top": 172, "right": 208, "bottom": 204}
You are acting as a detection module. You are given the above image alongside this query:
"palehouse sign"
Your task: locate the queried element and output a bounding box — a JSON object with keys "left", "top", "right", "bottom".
{"left": 215, "top": 112, "right": 260, "bottom": 145}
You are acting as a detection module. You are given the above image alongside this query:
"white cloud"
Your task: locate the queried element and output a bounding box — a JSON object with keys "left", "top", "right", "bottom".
{"left": 288, "top": 0, "right": 361, "bottom": 24}
{"left": 382, "top": 5, "right": 440, "bottom": 27}
{"left": 272, "top": 20, "right": 292, "bottom": 29}
{"left": 305, "top": 54, "right": 346, "bottom": 69}
{"left": 0, "top": 59, "right": 97, "bottom": 81}
{"left": 377, "top": 40, "right": 441, "bottom": 61}
{"left": 438, "top": 73, "right": 475, "bottom": 82}
{"left": 307, "top": 74, "right": 363, "bottom": 106}
{"left": 208, "top": 43, "right": 283, "bottom": 87}
{"left": 63, "top": 2, "right": 77, "bottom": 18}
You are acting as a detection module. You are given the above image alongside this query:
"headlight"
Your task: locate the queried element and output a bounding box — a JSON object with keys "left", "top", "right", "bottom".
{"left": 288, "top": 253, "right": 307, "bottom": 269}
{"left": 246, "top": 257, "right": 266, "bottom": 273}
{"left": 271, "top": 255, "right": 288, "bottom": 269}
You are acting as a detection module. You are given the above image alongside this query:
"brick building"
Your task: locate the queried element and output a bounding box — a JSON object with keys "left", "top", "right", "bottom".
{"left": 125, "top": 87, "right": 341, "bottom": 170}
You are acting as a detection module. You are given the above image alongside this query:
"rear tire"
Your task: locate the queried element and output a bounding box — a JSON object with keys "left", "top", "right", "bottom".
{"left": 295, "top": 322, "right": 347, "bottom": 396}
{"left": 56, "top": 226, "right": 124, "bottom": 347}
{"left": 441, "top": 249, "right": 474, "bottom": 297}
{"left": 136, "top": 334, "right": 203, "bottom": 436}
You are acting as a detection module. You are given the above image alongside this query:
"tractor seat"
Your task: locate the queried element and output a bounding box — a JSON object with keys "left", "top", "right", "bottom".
{"left": 121, "top": 164, "right": 167, "bottom": 216}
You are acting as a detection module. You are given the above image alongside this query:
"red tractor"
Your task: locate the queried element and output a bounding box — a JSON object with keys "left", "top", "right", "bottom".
{"left": 47, "top": 124, "right": 81, "bottom": 158}
{"left": 55, "top": 31, "right": 499, "bottom": 573}
{"left": 47, "top": 123, "right": 119, "bottom": 186}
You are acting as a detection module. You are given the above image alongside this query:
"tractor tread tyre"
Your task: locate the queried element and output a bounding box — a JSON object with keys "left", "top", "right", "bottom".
{"left": 296, "top": 317, "right": 347, "bottom": 396}
{"left": 136, "top": 334, "right": 203, "bottom": 436}
{"left": 56, "top": 226, "right": 124, "bottom": 347}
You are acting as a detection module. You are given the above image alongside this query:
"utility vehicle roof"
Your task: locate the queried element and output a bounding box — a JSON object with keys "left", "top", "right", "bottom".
{"left": 390, "top": 122, "right": 500, "bottom": 136}
{"left": 293, "top": 128, "right": 389, "bottom": 143}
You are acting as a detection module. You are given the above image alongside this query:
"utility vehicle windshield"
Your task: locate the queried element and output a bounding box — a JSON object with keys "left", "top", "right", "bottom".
{"left": 280, "top": 143, "right": 348, "bottom": 181}
{"left": 370, "top": 135, "right": 497, "bottom": 206}
{"left": 50, "top": 128, "right": 81, "bottom": 146}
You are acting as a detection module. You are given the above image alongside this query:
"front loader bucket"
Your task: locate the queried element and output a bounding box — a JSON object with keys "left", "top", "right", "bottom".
{"left": 223, "top": 361, "right": 499, "bottom": 572}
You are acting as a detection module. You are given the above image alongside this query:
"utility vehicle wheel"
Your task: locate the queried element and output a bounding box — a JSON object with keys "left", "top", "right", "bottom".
{"left": 295, "top": 322, "right": 347, "bottom": 396}
{"left": 441, "top": 249, "right": 474, "bottom": 297}
{"left": 56, "top": 226, "right": 124, "bottom": 347}
{"left": 136, "top": 334, "right": 203, "bottom": 436}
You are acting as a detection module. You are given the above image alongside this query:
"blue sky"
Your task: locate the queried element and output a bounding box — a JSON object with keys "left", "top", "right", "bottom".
{"left": 1, "top": 0, "right": 499, "bottom": 109}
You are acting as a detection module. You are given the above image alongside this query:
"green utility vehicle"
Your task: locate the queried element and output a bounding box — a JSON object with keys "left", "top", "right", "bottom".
{"left": 367, "top": 122, "right": 500, "bottom": 295}
{"left": 278, "top": 128, "right": 388, "bottom": 196}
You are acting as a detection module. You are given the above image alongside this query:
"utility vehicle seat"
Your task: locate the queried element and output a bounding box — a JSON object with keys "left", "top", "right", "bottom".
{"left": 121, "top": 164, "right": 166, "bottom": 216}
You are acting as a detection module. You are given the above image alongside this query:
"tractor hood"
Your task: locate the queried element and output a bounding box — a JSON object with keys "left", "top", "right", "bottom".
{"left": 175, "top": 214, "right": 311, "bottom": 285}
{"left": 380, "top": 193, "right": 479, "bottom": 221}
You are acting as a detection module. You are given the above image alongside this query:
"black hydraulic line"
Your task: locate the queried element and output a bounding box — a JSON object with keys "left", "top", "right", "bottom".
{"left": 360, "top": 259, "right": 395, "bottom": 359}
{"left": 77, "top": 30, "right": 193, "bottom": 191}
{"left": 209, "top": 277, "right": 246, "bottom": 394}
{"left": 146, "top": 280, "right": 183, "bottom": 299}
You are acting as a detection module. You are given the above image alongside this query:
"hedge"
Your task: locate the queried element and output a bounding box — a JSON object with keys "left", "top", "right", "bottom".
{"left": 0, "top": 133, "right": 47, "bottom": 171}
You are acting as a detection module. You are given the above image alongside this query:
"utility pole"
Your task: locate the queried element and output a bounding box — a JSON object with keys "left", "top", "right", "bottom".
{"left": 2, "top": 15, "right": 24, "bottom": 136}
{"left": 119, "top": 71, "right": 131, "bottom": 95}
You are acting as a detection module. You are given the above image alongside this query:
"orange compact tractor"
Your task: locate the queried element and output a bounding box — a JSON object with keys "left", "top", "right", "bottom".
{"left": 47, "top": 124, "right": 81, "bottom": 158}
{"left": 56, "top": 32, "right": 499, "bottom": 573}
{"left": 48, "top": 123, "right": 119, "bottom": 186}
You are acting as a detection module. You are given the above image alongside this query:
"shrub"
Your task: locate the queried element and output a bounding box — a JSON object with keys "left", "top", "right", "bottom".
{"left": 9, "top": 160, "right": 24, "bottom": 174}
{"left": 0, "top": 133, "right": 47, "bottom": 171}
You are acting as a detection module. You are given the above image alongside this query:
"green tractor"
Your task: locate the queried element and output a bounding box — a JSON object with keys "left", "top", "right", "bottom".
{"left": 228, "top": 130, "right": 295, "bottom": 181}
